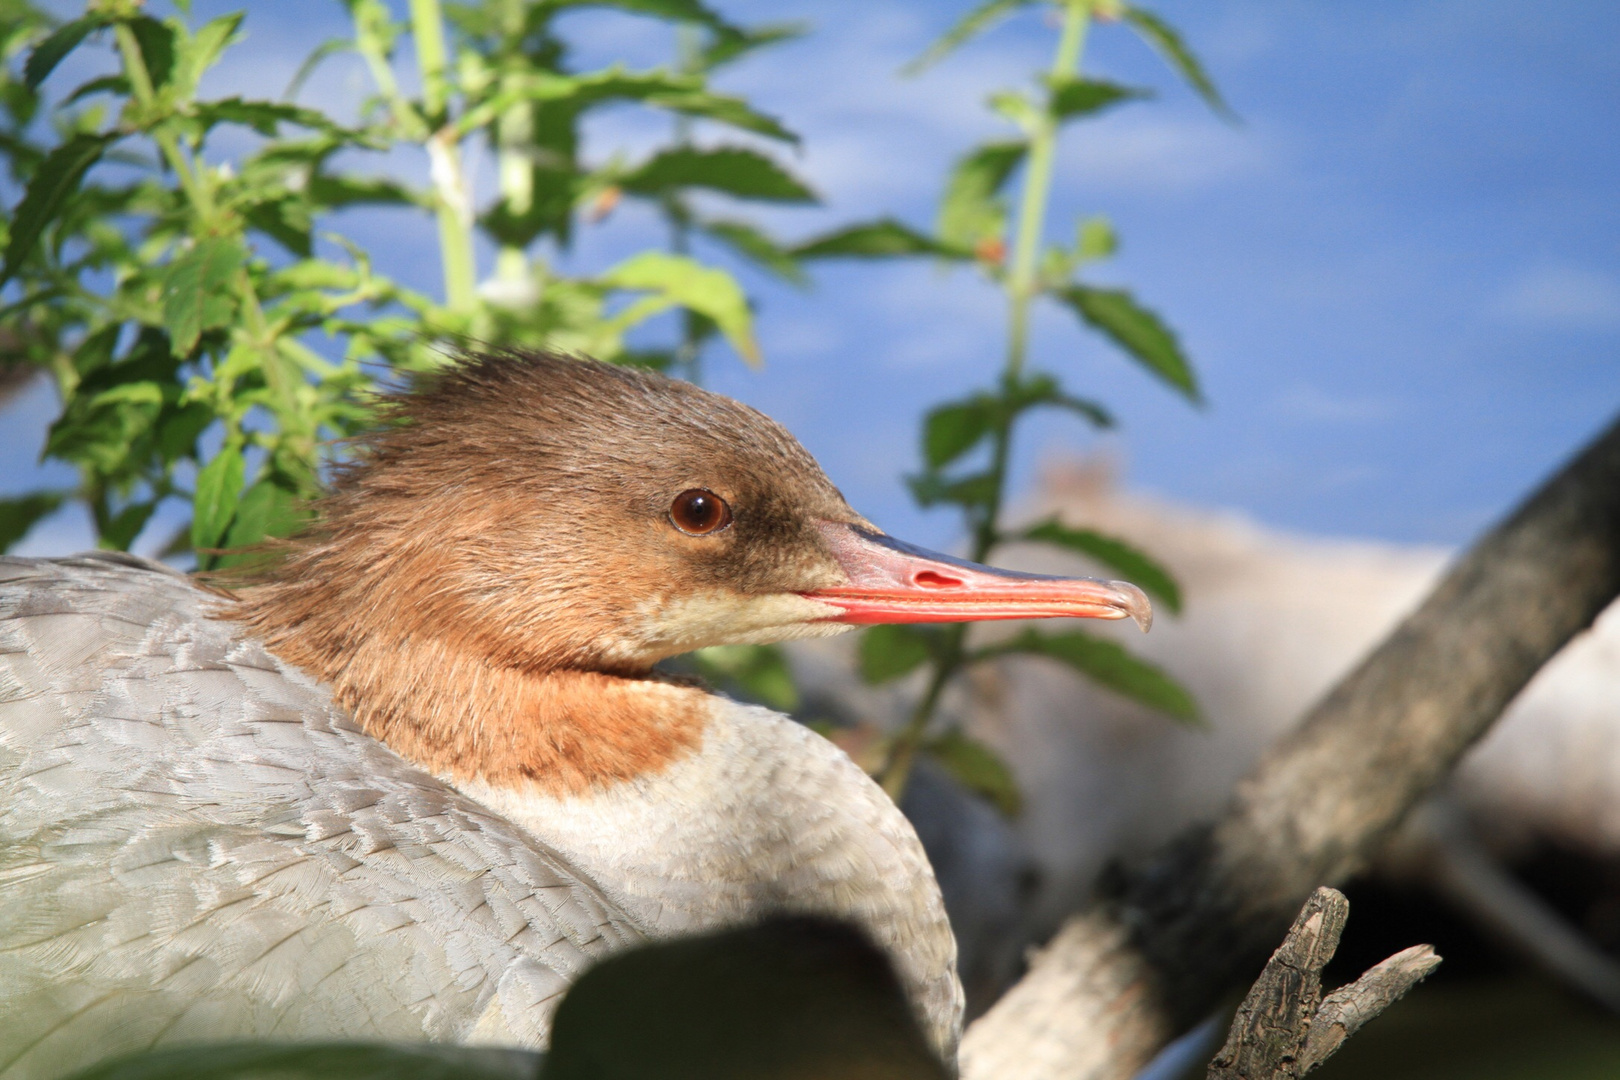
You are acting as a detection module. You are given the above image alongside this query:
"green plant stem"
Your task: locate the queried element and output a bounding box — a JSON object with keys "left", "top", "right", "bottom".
{"left": 493, "top": 109, "right": 532, "bottom": 285}
{"left": 879, "top": 629, "right": 963, "bottom": 801}
{"left": 494, "top": 0, "right": 530, "bottom": 284}
{"left": 113, "top": 23, "right": 216, "bottom": 226}
{"left": 671, "top": 22, "right": 703, "bottom": 382}
{"left": 351, "top": 9, "right": 417, "bottom": 135}
{"left": 1005, "top": 0, "right": 1091, "bottom": 377}
{"left": 879, "top": 0, "right": 1095, "bottom": 803}
{"left": 408, "top": 0, "right": 477, "bottom": 311}
{"left": 667, "top": 193, "right": 705, "bottom": 379}
{"left": 115, "top": 22, "right": 299, "bottom": 469}
{"left": 408, "top": 0, "right": 451, "bottom": 121}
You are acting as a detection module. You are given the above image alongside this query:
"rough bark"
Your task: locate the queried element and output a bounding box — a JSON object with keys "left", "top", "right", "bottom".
{"left": 961, "top": 414, "right": 1620, "bottom": 1080}
{"left": 1205, "top": 887, "right": 1440, "bottom": 1080}
{"left": 1297, "top": 944, "right": 1439, "bottom": 1074}
{"left": 1206, "top": 888, "right": 1346, "bottom": 1080}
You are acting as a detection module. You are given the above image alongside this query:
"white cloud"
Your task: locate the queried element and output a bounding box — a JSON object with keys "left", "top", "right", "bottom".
{"left": 862, "top": 266, "right": 1004, "bottom": 371}
{"left": 1056, "top": 118, "right": 1264, "bottom": 193}
{"left": 1496, "top": 264, "right": 1620, "bottom": 330}
{"left": 1274, "top": 384, "right": 1400, "bottom": 424}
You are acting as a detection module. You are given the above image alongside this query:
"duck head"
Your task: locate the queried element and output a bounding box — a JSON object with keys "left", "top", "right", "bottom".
{"left": 246, "top": 352, "right": 1148, "bottom": 679}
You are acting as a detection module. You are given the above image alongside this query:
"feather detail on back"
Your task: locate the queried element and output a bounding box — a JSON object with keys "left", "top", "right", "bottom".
{"left": 0, "top": 555, "right": 641, "bottom": 1080}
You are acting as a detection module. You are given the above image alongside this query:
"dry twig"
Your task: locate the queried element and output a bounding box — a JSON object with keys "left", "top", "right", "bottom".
{"left": 1206, "top": 887, "right": 1440, "bottom": 1080}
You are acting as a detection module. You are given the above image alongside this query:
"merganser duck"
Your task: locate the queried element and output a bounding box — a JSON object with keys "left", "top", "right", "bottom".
{"left": 0, "top": 352, "right": 1149, "bottom": 1079}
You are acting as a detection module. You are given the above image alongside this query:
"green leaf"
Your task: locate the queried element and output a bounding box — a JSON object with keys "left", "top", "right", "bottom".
{"left": 195, "top": 98, "right": 333, "bottom": 136}
{"left": 1121, "top": 4, "right": 1233, "bottom": 119}
{"left": 550, "top": 0, "right": 741, "bottom": 36}
{"left": 0, "top": 491, "right": 67, "bottom": 553}
{"left": 72, "top": 324, "right": 121, "bottom": 377}
{"left": 304, "top": 174, "right": 415, "bottom": 210}
{"left": 923, "top": 400, "right": 994, "bottom": 469}
{"left": 24, "top": 16, "right": 106, "bottom": 91}
{"left": 129, "top": 17, "right": 177, "bottom": 91}
{"left": 989, "top": 627, "right": 1199, "bottom": 722}
{"left": 1019, "top": 519, "right": 1181, "bottom": 614}
{"left": 471, "top": 70, "right": 689, "bottom": 124}
{"left": 937, "top": 140, "right": 1025, "bottom": 249}
{"left": 651, "top": 89, "right": 797, "bottom": 143}
{"left": 219, "top": 475, "right": 305, "bottom": 559}
{"left": 988, "top": 90, "right": 1041, "bottom": 134}
{"left": 46, "top": 381, "right": 165, "bottom": 476}
{"left": 63, "top": 74, "right": 130, "bottom": 105}
{"left": 0, "top": 132, "right": 115, "bottom": 288}
{"left": 702, "top": 22, "right": 807, "bottom": 70}
{"left": 1056, "top": 286, "right": 1200, "bottom": 403}
{"left": 244, "top": 198, "right": 312, "bottom": 258}
{"left": 467, "top": 70, "right": 798, "bottom": 144}
{"left": 285, "top": 37, "right": 350, "bottom": 100}
{"left": 792, "top": 219, "right": 966, "bottom": 260}
{"left": 600, "top": 252, "right": 759, "bottom": 366}
{"left": 1047, "top": 77, "right": 1150, "bottom": 121}
{"left": 163, "top": 237, "right": 245, "bottom": 354}
{"left": 1055, "top": 396, "right": 1113, "bottom": 428}
{"left": 156, "top": 401, "right": 215, "bottom": 464}
{"left": 905, "top": 0, "right": 1035, "bottom": 74}
{"left": 1004, "top": 371, "right": 1114, "bottom": 428}
{"left": 692, "top": 644, "right": 799, "bottom": 712}
{"left": 859, "top": 624, "right": 935, "bottom": 684}
{"left": 174, "top": 12, "right": 244, "bottom": 97}
{"left": 101, "top": 500, "right": 156, "bottom": 552}
{"left": 1076, "top": 216, "right": 1116, "bottom": 261}
{"left": 697, "top": 219, "right": 807, "bottom": 286}
{"left": 192, "top": 442, "right": 244, "bottom": 555}
{"left": 925, "top": 730, "right": 1021, "bottom": 817}
{"left": 907, "top": 471, "right": 997, "bottom": 511}
{"left": 620, "top": 146, "right": 816, "bottom": 203}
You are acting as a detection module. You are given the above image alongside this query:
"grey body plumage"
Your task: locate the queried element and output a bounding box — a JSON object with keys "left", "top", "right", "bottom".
{"left": 0, "top": 555, "right": 638, "bottom": 1079}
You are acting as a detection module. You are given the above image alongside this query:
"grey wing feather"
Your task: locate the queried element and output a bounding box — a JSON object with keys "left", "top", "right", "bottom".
{"left": 0, "top": 556, "right": 642, "bottom": 1080}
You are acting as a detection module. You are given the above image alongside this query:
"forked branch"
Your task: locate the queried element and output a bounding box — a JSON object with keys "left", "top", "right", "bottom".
{"left": 1207, "top": 887, "right": 1440, "bottom": 1080}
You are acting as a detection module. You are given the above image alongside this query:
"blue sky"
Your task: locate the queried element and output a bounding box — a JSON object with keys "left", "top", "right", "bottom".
{"left": 5, "top": 0, "right": 1619, "bottom": 555}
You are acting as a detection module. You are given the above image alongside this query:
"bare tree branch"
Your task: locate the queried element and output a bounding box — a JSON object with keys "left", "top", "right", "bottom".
{"left": 1206, "top": 887, "right": 1439, "bottom": 1080}
{"left": 1298, "top": 944, "right": 1440, "bottom": 1074}
{"left": 962, "top": 414, "right": 1620, "bottom": 1080}
{"left": 1206, "top": 887, "right": 1347, "bottom": 1080}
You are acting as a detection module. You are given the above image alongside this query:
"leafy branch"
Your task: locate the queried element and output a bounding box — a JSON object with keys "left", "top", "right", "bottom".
{"left": 0, "top": 0, "right": 814, "bottom": 591}
{"left": 800, "top": 0, "right": 1228, "bottom": 809}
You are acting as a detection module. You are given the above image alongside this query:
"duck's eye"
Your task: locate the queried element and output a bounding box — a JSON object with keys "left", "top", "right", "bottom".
{"left": 669, "top": 489, "right": 733, "bottom": 536}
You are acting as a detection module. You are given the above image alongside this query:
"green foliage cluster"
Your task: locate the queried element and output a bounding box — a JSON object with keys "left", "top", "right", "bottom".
{"left": 799, "top": 0, "right": 1226, "bottom": 809}
{"left": 0, "top": 0, "right": 812, "bottom": 569}
{"left": 0, "top": 0, "right": 1222, "bottom": 815}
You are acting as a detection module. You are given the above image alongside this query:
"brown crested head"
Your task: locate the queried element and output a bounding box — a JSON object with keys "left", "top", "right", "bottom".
{"left": 229, "top": 350, "right": 1150, "bottom": 788}
{"left": 237, "top": 351, "right": 870, "bottom": 676}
